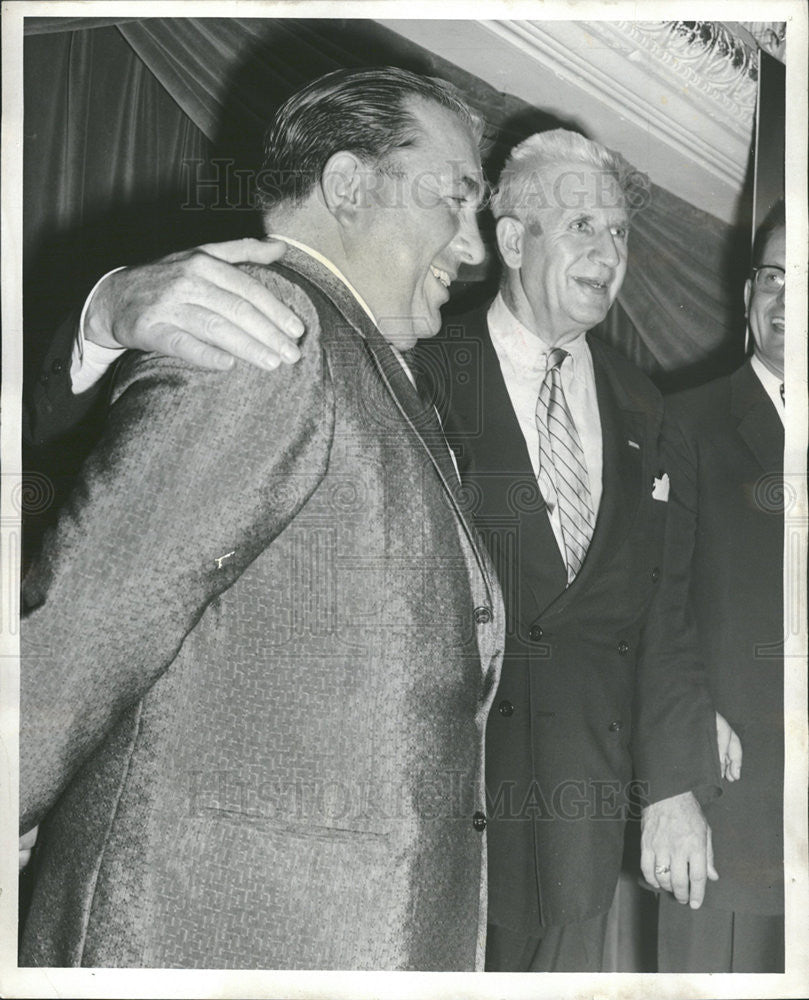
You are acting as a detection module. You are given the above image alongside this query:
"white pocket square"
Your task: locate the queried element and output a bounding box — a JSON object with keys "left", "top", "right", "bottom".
{"left": 652, "top": 473, "right": 670, "bottom": 502}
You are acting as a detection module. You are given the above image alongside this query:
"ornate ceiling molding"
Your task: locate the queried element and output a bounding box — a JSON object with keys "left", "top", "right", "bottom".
{"left": 480, "top": 20, "right": 756, "bottom": 190}
{"left": 615, "top": 21, "right": 757, "bottom": 125}
{"left": 739, "top": 21, "right": 786, "bottom": 63}
{"left": 380, "top": 19, "right": 758, "bottom": 222}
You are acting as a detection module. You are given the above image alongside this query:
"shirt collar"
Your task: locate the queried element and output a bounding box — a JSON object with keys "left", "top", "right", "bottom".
{"left": 268, "top": 233, "right": 414, "bottom": 383}
{"left": 268, "top": 234, "right": 378, "bottom": 328}
{"left": 750, "top": 353, "right": 785, "bottom": 423}
{"left": 487, "top": 291, "right": 589, "bottom": 378}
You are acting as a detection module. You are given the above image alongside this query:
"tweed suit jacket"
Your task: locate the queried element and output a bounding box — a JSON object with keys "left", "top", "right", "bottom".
{"left": 641, "top": 361, "right": 784, "bottom": 915}
{"left": 417, "top": 304, "right": 719, "bottom": 931}
{"left": 20, "top": 248, "right": 504, "bottom": 969}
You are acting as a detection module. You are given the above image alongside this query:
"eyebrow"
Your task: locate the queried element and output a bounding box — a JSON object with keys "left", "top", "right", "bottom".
{"left": 458, "top": 174, "right": 485, "bottom": 206}
{"left": 566, "top": 209, "right": 630, "bottom": 227}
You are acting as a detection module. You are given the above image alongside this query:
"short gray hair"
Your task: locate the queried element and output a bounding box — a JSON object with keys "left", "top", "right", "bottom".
{"left": 489, "top": 129, "right": 649, "bottom": 223}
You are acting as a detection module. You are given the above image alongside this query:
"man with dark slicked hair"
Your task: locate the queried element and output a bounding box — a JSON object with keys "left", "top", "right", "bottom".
{"left": 21, "top": 66, "right": 503, "bottom": 970}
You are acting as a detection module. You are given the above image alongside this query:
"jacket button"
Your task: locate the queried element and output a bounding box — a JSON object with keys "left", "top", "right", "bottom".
{"left": 651, "top": 567, "right": 660, "bottom": 582}
{"left": 472, "top": 811, "right": 487, "bottom": 832}
{"left": 51, "top": 358, "right": 65, "bottom": 374}
{"left": 528, "top": 624, "right": 544, "bottom": 642}
{"left": 39, "top": 372, "right": 50, "bottom": 384}
{"left": 617, "top": 640, "right": 630, "bottom": 655}
{"left": 498, "top": 700, "right": 514, "bottom": 717}
{"left": 608, "top": 720, "right": 623, "bottom": 732}
{"left": 473, "top": 606, "right": 492, "bottom": 624}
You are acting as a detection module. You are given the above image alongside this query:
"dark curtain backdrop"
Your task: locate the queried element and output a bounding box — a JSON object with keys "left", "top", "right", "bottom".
{"left": 24, "top": 16, "right": 752, "bottom": 390}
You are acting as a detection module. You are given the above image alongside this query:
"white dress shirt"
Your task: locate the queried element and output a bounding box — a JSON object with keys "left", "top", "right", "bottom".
{"left": 70, "top": 269, "right": 127, "bottom": 393}
{"left": 750, "top": 353, "right": 785, "bottom": 426}
{"left": 487, "top": 292, "right": 603, "bottom": 560}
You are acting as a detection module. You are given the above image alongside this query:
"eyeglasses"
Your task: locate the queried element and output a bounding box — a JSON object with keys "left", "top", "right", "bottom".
{"left": 751, "top": 265, "right": 785, "bottom": 293}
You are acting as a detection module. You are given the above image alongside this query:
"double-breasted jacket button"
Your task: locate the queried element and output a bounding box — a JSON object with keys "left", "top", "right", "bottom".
{"left": 473, "top": 606, "right": 492, "bottom": 625}
{"left": 651, "top": 567, "right": 660, "bottom": 582}
{"left": 51, "top": 358, "right": 65, "bottom": 374}
{"left": 498, "top": 700, "right": 514, "bottom": 717}
{"left": 617, "top": 640, "right": 630, "bottom": 655}
{"left": 472, "top": 811, "right": 487, "bottom": 832}
{"left": 528, "top": 624, "right": 544, "bottom": 642}
{"left": 608, "top": 720, "right": 624, "bottom": 732}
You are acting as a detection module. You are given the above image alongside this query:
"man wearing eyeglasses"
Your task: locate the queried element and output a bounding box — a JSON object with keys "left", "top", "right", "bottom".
{"left": 640, "top": 201, "right": 786, "bottom": 971}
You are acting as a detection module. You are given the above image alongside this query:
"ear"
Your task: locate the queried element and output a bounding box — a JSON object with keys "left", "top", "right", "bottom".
{"left": 320, "top": 151, "right": 366, "bottom": 226}
{"left": 743, "top": 277, "right": 752, "bottom": 318}
{"left": 495, "top": 216, "right": 525, "bottom": 270}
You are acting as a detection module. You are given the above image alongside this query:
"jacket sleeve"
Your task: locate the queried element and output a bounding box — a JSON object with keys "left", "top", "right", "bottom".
{"left": 21, "top": 268, "right": 333, "bottom": 830}
{"left": 633, "top": 401, "right": 722, "bottom": 806}
{"left": 24, "top": 311, "right": 113, "bottom": 448}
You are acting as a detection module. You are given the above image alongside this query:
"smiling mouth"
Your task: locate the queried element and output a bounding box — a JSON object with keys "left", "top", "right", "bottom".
{"left": 430, "top": 265, "right": 451, "bottom": 289}
{"left": 575, "top": 277, "right": 609, "bottom": 293}
{"left": 772, "top": 317, "right": 785, "bottom": 330}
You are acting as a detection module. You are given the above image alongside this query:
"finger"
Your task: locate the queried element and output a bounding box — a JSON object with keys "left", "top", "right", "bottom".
{"left": 19, "top": 827, "right": 38, "bottom": 850}
{"left": 194, "top": 257, "right": 306, "bottom": 345}
{"left": 171, "top": 303, "right": 300, "bottom": 370}
{"left": 640, "top": 846, "right": 661, "bottom": 889}
{"left": 688, "top": 850, "right": 708, "bottom": 908}
{"left": 669, "top": 856, "right": 690, "bottom": 904}
{"left": 706, "top": 827, "right": 719, "bottom": 881}
{"left": 142, "top": 324, "right": 243, "bottom": 371}
{"left": 729, "top": 733, "right": 743, "bottom": 780}
{"left": 198, "top": 237, "right": 288, "bottom": 267}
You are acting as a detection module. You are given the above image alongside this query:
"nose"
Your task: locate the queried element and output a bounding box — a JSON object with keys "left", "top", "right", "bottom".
{"left": 588, "top": 228, "right": 620, "bottom": 268}
{"left": 452, "top": 207, "right": 485, "bottom": 266}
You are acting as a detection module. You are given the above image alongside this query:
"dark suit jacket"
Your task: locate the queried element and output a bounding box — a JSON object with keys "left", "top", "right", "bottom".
{"left": 641, "top": 361, "right": 784, "bottom": 915}
{"left": 417, "top": 303, "right": 718, "bottom": 930}
{"left": 24, "top": 311, "right": 103, "bottom": 447}
{"left": 20, "top": 249, "right": 504, "bottom": 969}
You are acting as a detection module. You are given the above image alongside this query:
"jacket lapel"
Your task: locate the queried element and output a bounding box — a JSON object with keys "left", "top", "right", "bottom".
{"left": 541, "top": 336, "right": 645, "bottom": 616}
{"left": 273, "top": 247, "right": 497, "bottom": 597}
{"left": 449, "top": 324, "right": 567, "bottom": 621}
{"left": 731, "top": 361, "right": 784, "bottom": 472}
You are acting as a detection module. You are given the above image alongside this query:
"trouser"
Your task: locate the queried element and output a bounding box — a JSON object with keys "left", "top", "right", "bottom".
{"left": 485, "top": 913, "right": 609, "bottom": 972}
{"left": 657, "top": 891, "right": 784, "bottom": 973}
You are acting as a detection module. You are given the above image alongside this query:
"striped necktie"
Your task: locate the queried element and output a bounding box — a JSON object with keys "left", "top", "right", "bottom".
{"left": 535, "top": 347, "right": 596, "bottom": 582}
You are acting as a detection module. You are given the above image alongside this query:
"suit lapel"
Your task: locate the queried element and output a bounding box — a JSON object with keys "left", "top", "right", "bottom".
{"left": 475, "top": 325, "right": 568, "bottom": 594}
{"left": 542, "top": 337, "right": 645, "bottom": 615}
{"left": 273, "top": 248, "right": 498, "bottom": 599}
{"left": 276, "top": 247, "right": 458, "bottom": 485}
{"left": 731, "top": 361, "right": 784, "bottom": 473}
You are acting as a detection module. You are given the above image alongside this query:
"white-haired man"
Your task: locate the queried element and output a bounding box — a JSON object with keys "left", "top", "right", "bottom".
{"left": 417, "top": 129, "right": 723, "bottom": 971}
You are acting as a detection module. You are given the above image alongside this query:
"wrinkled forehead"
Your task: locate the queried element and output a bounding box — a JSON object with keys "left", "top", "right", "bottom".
{"left": 521, "top": 160, "right": 627, "bottom": 218}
